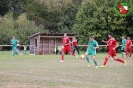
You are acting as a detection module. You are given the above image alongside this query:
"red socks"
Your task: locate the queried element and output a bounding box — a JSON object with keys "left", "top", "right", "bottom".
{"left": 62, "top": 54, "right": 64, "bottom": 60}
{"left": 126, "top": 51, "right": 132, "bottom": 57}
{"left": 103, "top": 57, "right": 124, "bottom": 66}
{"left": 129, "top": 51, "right": 132, "bottom": 57}
{"left": 61, "top": 53, "right": 75, "bottom": 61}
{"left": 116, "top": 58, "right": 124, "bottom": 63}
{"left": 103, "top": 57, "right": 108, "bottom": 66}
{"left": 71, "top": 53, "right": 75, "bottom": 56}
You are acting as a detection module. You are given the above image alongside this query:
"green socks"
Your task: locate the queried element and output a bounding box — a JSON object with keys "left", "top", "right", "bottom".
{"left": 13, "top": 52, "right": 18, "bottom": 57}
{"left": 121, "top": 52, "right": 124, "bottom": 57}
{"left": 86, "top": 56, "right": 90, "bottom": 63}
{"left": 86, "top": 56, "right": 98, "bottom": 66}
{"left": 93, "top": 60, "right": 98, "bottom": 66}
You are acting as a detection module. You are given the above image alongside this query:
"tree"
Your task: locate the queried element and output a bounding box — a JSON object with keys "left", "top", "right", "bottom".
{"left": 26, "top": 0, "right": 49, "bottom": 20}
{"left": 0, "top": 13, "right": 47, "bottom": 45}
{"left": 57, "top": 3, "right": 78, "bottom": 33}
{"left": 73, "top": 0, "right": 107, "bottom": 45}
{"left": 0, "top": 0, "right": 9, "bottom": 16}
{"left": 73, "top": 0, "right": 133, "bottom": 45}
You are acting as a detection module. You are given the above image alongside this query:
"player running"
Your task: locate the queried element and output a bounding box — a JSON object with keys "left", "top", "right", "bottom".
{"left": 10, "top": 37, "right": 19, "bottom": 58}
{"left": 100, "top": 32, "right": 126, "bottom": 68}
{"left": 72, "top": 37, "right": 80, "bottom": 55}
{"left": 85, "top": 36, "right": 99, "bottom": 68}
{"left": 121, "top": 36, "right": 126, "bottom": 58}
{"left": 60, "top": 33, "right": 77, "bottom": 62}
{"left": 126, "top": 37, "right": 132, "bottom": 58}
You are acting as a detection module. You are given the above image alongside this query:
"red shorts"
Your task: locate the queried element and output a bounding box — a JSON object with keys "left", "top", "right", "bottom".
{"left": 108, "top": 49, "right": 116, "bottom": 57}
{"left": 126, "top": 47, "right": 132, "bottom": 52}
{"left": 62, "top": 45, "right": 71, "bottom": 53}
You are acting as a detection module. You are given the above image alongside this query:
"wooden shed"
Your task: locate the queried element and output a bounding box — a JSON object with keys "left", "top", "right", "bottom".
{"left": 28, "top": 32, "right": 76, "bottom": 55}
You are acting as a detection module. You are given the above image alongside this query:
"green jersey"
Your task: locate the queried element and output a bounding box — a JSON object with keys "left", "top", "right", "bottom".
{"left": 88, "top": 40, "right": 98, "bottom": 51}
{"left": 122, "top": 39, "right": 126, "bottom": 47}
{"left": 121, "top": 39, "right": 126, "bottom": 50}
{"left": 10, "top": 39, "right": 18, "bottom": 50}
{"left": 86, "top": 40, "right": 98, "bottom": 56}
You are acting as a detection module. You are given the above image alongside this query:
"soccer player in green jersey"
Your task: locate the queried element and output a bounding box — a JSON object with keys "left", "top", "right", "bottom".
{"left": 85, "top": 36, "right": 99, "bottom": 68}
{"left": 121, "top": 36, "right": 126, "bottom": 58}
{"left": 10, "top": 37, "right": 19, "bottom": 58}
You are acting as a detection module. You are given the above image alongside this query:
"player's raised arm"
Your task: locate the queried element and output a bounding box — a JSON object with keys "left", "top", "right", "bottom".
{"left": 101, "top": 40, "right": 108, "bottom": 44}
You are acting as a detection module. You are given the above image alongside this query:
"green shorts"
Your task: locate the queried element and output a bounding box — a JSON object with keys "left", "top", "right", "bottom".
{"left": 121, "top": 47, "right": 125, "bottom": 51}
{"left": 86, "top": 50, "right": 96, "bottom": 56}
{"left": 12, "top": 47, "right": 17, "bottom": 51}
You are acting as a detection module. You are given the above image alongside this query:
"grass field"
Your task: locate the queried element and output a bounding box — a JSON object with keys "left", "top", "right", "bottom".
{"left": 0, "top": 51, "right": 133, "bottom": 88}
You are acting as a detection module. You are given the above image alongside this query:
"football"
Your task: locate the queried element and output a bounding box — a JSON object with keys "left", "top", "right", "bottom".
{"left": 80, "top": 55, "right": 85, "bottom": 60}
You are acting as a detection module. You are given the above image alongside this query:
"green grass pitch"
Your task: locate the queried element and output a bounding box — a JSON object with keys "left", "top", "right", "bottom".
{"left": 0, "top": 52, "right": 133, "bottom": 88}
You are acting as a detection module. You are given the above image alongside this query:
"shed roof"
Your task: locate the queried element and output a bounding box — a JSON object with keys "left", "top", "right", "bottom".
{"left": 28, "top": 32, "right": 77, "bottom": 38}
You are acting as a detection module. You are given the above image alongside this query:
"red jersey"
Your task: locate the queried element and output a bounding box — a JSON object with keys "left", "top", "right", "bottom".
{"left": 62, "top": 37, "right": 70, "bottom": 46}
{"left": 72, "top": 40, "right": 78, "bottom": 46}
{"left": 107, "top": 38, "right": 116, "bottom": 50}
{"left": 126, "top": 39, "right": 132, "bottom": 47}
{"left": 106, "top": 42, "right": 110, "bottom": 48}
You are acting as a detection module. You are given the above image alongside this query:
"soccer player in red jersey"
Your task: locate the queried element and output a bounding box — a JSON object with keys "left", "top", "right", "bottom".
{"left": 100, "top": 32, "right": 126, "bottom": 68}
{"left": 72, "top": 37, "right": 80, "bottom": 55}
{"left": 60, "top": 33, "right": 77, "bottom": 62}
{"left": 126, "top": 37, "right": 132, "bottom": 58}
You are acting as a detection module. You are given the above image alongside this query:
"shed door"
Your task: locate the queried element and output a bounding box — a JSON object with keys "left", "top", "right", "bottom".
{"left": 49, "top": 39, "right": 55, "bottom": 54}
{"left": 44, "top": 39, "right": 49, "bottom": 54}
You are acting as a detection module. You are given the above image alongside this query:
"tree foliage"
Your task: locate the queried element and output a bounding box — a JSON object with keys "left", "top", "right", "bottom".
{"left": 0, "top": 13, "right": 47, "bottom": 45}
{"left": 0, "top": 0, "right": 9, "bottom": 16}
{"left": 73, "top": 0, "right": 133, "bottom": 46}
{"left": 57, "top": 3, "right": 78, "bottom": 33}
{"left": 0, "top": 0, "right": 133, "bottom": 49}
{"left": 26, "top": 0, "right": 49, "bottom": 20}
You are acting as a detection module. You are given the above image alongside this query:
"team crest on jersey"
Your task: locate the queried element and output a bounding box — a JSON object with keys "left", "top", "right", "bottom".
{"left": 114, "top": 0, "right": 133, "bottom": 17}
